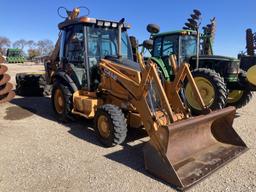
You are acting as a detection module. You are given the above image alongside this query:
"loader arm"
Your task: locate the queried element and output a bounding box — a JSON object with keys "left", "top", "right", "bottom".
{"left": 99, "top": 58, "right": 176, "bottom": 153}
{"left": 164, "top": 55, "right": 209, "bottom": 115}
{"left": 99, "top": 58, "right": 247, "bottom": 190}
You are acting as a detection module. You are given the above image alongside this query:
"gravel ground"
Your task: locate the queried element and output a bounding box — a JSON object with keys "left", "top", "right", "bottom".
{"left": 0, "top": 63, "right": 255, "bottom": 192}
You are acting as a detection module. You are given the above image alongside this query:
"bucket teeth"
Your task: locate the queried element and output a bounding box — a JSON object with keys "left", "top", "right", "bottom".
{"left": 0, "top": 64, "right": 15, "bottom": 103}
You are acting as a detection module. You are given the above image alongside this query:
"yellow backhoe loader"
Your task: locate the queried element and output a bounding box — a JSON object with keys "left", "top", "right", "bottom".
{"left": 0, "top": 54, "right": 15, "bottom": 103}
{"left": 45, "top": 7, "right": 247, "bottom": 190}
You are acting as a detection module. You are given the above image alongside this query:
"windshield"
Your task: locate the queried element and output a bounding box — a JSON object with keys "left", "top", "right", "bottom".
{"left": 87, "top": 26, "right": 133, "bottom": 61}
{"left": 180, "top": 35, "right": 197, "bottom": 60}
{"left": 152, "top": 35, "right": 179, "bottom": 57}
{"left": 8, "top": 50, "right": 22, "bottom": 57}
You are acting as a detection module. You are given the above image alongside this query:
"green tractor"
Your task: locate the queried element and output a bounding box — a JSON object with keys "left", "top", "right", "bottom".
{"left": 6, "top": 48, "right": 25, "bottom": 63}
{"left": 238, "top": 28, "right": 256, "bottom": 87}
{"left": 141, "top": 12, "right": 255, "bottom": 113}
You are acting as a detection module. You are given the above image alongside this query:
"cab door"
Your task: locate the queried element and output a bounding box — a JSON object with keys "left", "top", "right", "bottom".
{"left": 61, "top": 24, "right": 88, "bottom": 89}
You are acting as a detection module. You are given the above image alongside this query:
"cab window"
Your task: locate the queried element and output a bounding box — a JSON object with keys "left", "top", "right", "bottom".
{"left": 162, "top": 35, "right": 178, "bottom": 56}
{"left": 153, "top": 37, "right": 162, "bottom": 57}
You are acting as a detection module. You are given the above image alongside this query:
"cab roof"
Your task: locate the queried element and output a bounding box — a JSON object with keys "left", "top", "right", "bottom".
{"left": 153, "top": 30, "right": 197, "bottom": 37}
{"left": 7, "top": 48, "right": 22, "bottom": 51}
{"left": 58, "top": 16, "right": 131, "bottom": 30}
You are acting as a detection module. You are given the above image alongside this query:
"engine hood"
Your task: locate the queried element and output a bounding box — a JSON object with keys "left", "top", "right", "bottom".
{"left": 104, "top": 56, "right": 141, "bottom": 71}
{"left": 191, "top": 55, "right": 239, "bottom": 62}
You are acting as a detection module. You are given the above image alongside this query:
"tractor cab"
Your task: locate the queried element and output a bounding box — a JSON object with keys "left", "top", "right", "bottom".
{"left": 150, "top": 30, "right": 240, "bottom": 82}
{"left": 57, "top": 16, "right": 133, "bottom": 90}
{"left": 152, "top": 30, "right": 197, "bottom": 65}
{"left": 6, "top": 48, "right": 25, "bottom": 63}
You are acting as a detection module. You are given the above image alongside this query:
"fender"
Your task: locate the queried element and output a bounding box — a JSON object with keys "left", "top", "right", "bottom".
{"left": 151, "top": 57, "right": 172, "bottom": 81}
{"left": 54, "top": 70, "right": 78, "bottom": 92}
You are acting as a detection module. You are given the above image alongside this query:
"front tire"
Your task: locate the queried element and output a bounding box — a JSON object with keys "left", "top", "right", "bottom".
{"left": 94, "top": 104, "right": 127, "bottom": 147}
{"left": 185, "top": 68, "right": 227, "bottom": 115}
{"left": 51, "top": 81, "right": 73, "bottom": 122}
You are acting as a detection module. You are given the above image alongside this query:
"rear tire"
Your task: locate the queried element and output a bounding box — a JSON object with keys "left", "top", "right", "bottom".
{"left": 51, "top": 81, "right": 73, "bottom": 122}
{"left": 94, "top": 104, "right": 127, "bottom": 147}
{"left": 227, "top": 70, "right": 253, "bottom": 108}
{"left": 227, "top": 90, "right": 253, "bottom": 108}
{"left": 185, "top": 68, "right": 227, "bottom": 115}
{"left": 16, "top": 73, "right": 46, "bottom": 96}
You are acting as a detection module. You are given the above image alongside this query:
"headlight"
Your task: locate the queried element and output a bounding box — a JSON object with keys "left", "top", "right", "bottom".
{"left": 104, "top": 22, "right": 111, "bottom": 27}
{"left": 97, "top": 20, "right": 104, "bottom": 26}
{"left": 112, "top": 23, "right": 118, "bottom": 28}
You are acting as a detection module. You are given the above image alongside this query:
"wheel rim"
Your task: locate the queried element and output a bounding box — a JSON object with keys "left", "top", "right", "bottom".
{"left": 247, "top": 65, "right": 256, "bottom": 86}
{"left": 185, "top": 77, "right": 215, "bottom": 110}
{"left": 227, "top": 90, "right": 244, "bottom": 104}
{"left": 97, "top": 115, "right": 110, "bottom": 138}
{"left": 54, "top": 88, "right": 65, "bottom": 114}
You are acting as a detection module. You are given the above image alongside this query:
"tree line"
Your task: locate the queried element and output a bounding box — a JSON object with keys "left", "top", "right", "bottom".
{"left": 0, "top": 36, "right": 54, "bottom": 60}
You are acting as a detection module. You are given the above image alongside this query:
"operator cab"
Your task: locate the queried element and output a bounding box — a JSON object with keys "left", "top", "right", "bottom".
{"left": 7, "top": 49, "right": 22, "bottom": 57}
{"left": 58, "top": 17, "right": 133, "bottom": 91}
{"left": 152, "top": 30, "right": 197, "bottom": 65}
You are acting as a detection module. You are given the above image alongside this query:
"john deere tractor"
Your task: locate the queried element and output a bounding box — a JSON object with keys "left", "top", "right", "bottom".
{"left": 143, "top": 11, "right": 254, "bottom": 113}
{"left": 6, "top": 48, "right": 25, "bottom": 63}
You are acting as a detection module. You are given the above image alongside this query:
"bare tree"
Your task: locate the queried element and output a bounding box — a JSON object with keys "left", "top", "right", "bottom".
{"left": 37, "top": 39, "right": 54, "bottom": 56}
{"left": 0, "top": 36, "right": 11, "bottom": 55}
{"left": 26, "top": 40, "right": 36, "bottom": 49}
{"left": 13, "top": 39, "right": 27, "bottom": 50}
{"left": 28, "top": 48, "right": 40, "bottom": 60}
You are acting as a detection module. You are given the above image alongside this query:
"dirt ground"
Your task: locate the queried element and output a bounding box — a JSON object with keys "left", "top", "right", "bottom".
{"left": 0, "top": 63, "right": 256, "bottom": 192}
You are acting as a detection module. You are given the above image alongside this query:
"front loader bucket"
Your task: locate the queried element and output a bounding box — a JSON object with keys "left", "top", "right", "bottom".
{"left": 144, "top": 106, "right": 247, "bottom": 190}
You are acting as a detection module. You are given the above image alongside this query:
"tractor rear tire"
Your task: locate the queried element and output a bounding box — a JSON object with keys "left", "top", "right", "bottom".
{"left": 51, "top": 81, "right": 73, "bottom": 122}
{"left": 94, "top": 104, "right": 127, "bottom": 147}
{"left": 185, "top": 68, "right": 227, "bottom": 115}
{"left": 227, "top": 90, "right": 253, "bottom": 108}
{"left": 16, "top": 73, "right": 46, "bottom": 96}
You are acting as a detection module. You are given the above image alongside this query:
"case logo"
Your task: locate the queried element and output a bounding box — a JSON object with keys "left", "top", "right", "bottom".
{"left": 103, "top": 68, "right": 117, "bottom": 80}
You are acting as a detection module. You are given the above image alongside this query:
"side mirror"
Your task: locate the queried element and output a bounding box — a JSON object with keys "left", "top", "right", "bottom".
{"left": 129, "top": 36, "right": 138, "bottom": 49}
{"left": 143, "top": 40, "right": 153, "bottom": 50}
{"left": 147, "top": 24, "right": 160, "bottom": 34}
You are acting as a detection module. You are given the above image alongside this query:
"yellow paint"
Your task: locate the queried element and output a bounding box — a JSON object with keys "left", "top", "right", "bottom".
{"left": 227, "top": 90, "right": 243, "bottom": 103}
{"left": 72, "top": 91, "right": 101, "bottom": 118}
{"left": 185, "top": 77, "right": 215, "bottom": 110}
{"left": 54, "top": 88, "right": 65, "bottom": 114}
{"left": 247, "top": 65, "right": 256, "bottom": 86}
{"left": 97, "top": 115, "right": 111, "bottom": 138}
